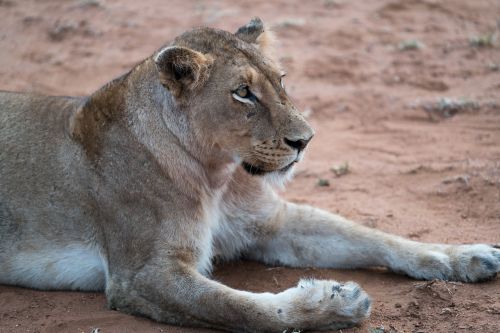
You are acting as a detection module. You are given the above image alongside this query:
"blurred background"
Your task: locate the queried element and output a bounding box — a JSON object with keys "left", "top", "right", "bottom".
{"left": 1, "top": 0, "right": 499, "bottom": 332}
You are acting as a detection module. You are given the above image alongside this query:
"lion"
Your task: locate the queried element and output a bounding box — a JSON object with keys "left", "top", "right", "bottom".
{"left": 0, "top": 18, "right": 499, "bottom": 332}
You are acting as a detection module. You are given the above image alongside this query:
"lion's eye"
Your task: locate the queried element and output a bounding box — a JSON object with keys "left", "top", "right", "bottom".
{"left": 232, "top": 85, "right": 256, "bottom": 105}
{"left": 280, "top": 73, "right": 286, "bottom": 89}
{"left": 236, "top": 86, "right": 249, "bottom": 98}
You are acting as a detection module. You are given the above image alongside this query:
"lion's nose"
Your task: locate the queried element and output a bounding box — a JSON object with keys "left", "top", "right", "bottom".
{"left": 284, "top": 135, "right": 313, "bottom": 152}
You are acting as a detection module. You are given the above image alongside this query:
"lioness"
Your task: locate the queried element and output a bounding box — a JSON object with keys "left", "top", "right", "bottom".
{"left": 0, "top": 18, "right": 499, "bottom": 332}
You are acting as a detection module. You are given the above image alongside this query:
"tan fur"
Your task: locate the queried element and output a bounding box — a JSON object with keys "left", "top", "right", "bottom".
{"left": 1, "top": 18, "right": 498, "bottom": 332}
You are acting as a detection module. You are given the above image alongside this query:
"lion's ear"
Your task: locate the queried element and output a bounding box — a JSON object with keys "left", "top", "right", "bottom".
{"left": 235, "top": 18, "right": 278, "bottom": 64}
{"left": 154, "top": 46, "right": 213, "bottom": 98}
{"left": 235, "top": 17, "right": 265, "bottom": 44}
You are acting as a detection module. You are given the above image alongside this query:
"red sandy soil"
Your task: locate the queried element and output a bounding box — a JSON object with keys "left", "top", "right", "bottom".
{"left": 1, "top": 0, "right": 499, "bottom": 332}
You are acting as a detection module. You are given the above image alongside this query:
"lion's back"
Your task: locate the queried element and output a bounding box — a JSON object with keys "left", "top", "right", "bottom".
{"left": 0, "top": 91, "right": 87, "bottom": 238}
{"left": 0, "top": 91, "right": 83, "bottom": 195}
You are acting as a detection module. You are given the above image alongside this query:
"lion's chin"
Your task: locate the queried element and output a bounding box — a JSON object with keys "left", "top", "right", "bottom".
{"left": 241, "top": 161, "right": 295, "bottom": 176}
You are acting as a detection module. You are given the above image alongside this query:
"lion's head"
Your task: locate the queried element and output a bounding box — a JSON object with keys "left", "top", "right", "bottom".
{"left": 153, "top": 18, "right": 314, "bottom": 177}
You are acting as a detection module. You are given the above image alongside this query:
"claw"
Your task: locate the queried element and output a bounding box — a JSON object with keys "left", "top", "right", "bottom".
{"left": 331, "top": 283, "right": 342, "bottom": 299}
{"left": 332, "top": 284, "right": 342, "bottom": 293}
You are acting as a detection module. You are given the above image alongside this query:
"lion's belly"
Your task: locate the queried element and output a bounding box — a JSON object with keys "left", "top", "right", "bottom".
{"left": 0, "top": 243, "right": 107, "bottom": 291}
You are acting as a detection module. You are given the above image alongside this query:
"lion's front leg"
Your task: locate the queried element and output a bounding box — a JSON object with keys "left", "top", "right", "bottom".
{"left": 104, "top": 255, "right": 371, "bottom": 332}
{"left": 247, "top": 202, "right": 500, "bottom": 282}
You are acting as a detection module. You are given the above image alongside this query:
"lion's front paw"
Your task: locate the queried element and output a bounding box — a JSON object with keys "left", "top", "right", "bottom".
{"left": 410, "top": 244, "right": 500, "bottom": 282}
{"left": 275, "top": 279, "right": 371, "bottom": 331}
{"left": 447, "top": 244, "right": 500, "bottom": 282}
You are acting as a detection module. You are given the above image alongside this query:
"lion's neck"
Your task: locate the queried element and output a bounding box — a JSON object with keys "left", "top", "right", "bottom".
{"left": 126, "top": 59, "right": 238, "bottom": 196}
{"left": 161, "top": 112, "right": 238, "bottom": 191}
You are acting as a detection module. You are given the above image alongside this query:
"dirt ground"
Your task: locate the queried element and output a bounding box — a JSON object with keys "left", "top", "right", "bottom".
{"left": 1, "top": 0, "right": 499, "bottom": 332}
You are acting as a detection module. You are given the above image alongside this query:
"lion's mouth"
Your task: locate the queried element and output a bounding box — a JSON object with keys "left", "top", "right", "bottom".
{"left": 241, "top": 161, "right": 295, "bottom": 176}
